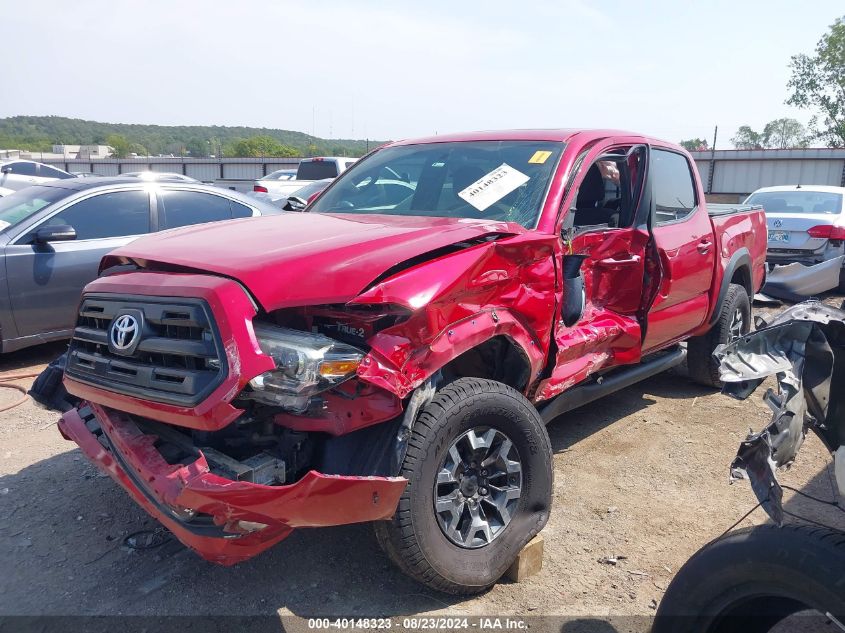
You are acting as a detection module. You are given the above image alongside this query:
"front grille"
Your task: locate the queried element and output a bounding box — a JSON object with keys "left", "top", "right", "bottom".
{"left": 65, "top": 295, "right": 226, "bottom": 406}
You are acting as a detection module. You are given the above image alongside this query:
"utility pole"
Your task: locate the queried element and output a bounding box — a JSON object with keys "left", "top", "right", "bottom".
{"left": 707, "top": 125, "right": 718, "bottom": 195}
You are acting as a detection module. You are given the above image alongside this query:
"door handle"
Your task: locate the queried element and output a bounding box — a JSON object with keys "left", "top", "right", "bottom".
{"left": 697, "top": 240, "right": 712, "bottom": 254}
{"left": 598, "top": 254, "right": 641, "bottom": 268}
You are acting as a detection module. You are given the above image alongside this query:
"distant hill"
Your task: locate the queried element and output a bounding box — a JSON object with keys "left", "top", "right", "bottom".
{"left": 0, "top": 115, "right": 386, "bottom": 158}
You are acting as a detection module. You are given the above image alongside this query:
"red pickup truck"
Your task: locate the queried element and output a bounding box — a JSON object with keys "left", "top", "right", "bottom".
{"left": 38, "top": 129, "right": 766, "bottom": 594}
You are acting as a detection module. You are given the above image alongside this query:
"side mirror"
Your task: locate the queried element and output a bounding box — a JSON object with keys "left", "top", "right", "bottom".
{"left": 1, "top": 166, "right": 11, "bottom": 174}
{"left": 35, "top": 224, "right": 77, "bottom": 243}
{"left": 284, "top": 196, "right": 308, "bottom": 212}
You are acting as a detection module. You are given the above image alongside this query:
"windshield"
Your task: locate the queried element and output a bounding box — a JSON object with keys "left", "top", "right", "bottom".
{"left": 310, "top": 141, "right": 563, "bottom": 228}
{"left": 745, "top": 190, "right": 843, "bottom": 215}
{"left": 0, "top": 186, "right": 68, "bottom": 232}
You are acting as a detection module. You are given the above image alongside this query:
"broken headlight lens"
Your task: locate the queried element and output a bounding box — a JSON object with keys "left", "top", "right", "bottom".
{"left": 246, "top": 322, "right": 364, "bottom": 411}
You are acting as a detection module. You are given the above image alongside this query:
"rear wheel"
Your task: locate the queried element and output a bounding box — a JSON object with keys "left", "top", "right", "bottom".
{"left": 374, "top": 378, "right": 552, "bottom": 595}
{"left": 688, "top": 283, "right": 751, "bottom": 388}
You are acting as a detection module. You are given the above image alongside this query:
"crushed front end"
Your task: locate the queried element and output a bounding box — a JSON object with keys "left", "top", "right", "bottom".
{"left": 39, "top": 271, "right": 408, "bottom": 565}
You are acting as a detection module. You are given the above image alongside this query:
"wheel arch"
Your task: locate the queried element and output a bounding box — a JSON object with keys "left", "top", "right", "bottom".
{"left": 708, "top": 248, "right": 752, "bottom": 328}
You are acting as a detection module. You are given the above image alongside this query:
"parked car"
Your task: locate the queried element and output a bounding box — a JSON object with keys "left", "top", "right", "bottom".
{"left": 120, "top": 171, "right": 199, "bottom": 182}
{"left": 0, "top": 159, "right": 74, "bottom": 191}
{"left": 253, "top": 178, "right": 333, "bottom": 209}
{"left": 0, "top": 178, "right": 281, "bottom": 353}
{"left": 745, "top": 184, "right": 845, "bottom": 290}
{"left": 251, "top": 156, "right": 356, "bottom": 197}
{"left": 72, "top": 172, "right": 101, "bottom": 178}
{"left": 36, "top": 130, "right": 766, "bottom": 594}
{"left": 260, "top": 169, "right": 297, "bottom": 181}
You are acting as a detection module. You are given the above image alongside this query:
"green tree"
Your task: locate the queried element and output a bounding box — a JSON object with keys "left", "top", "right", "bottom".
{"left": 679, "top": 138, "right": 709, "bottom": 151}
{"left": 230, "top": 135, "right": 299, "bottom": 158}
{"left": 730, "top": 126, "right": 763, "bottom": 149}
{"left": 185, "top": 137, "right": 210, "bottom": 157}
{"left": 106, "top": 134, "right": 131, "bottom": 158}
{"left": 787, "top": 15, "right": 845, "bottom": 147}
{"left": 128, "top": 143, "right": 148, "bottom": 156}
{"left": 761, "top": 118, "right": 808, "bottom": 148}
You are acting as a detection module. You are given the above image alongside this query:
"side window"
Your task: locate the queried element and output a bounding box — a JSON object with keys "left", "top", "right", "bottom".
{"left": 39, "top": 165, "right": 73, "bottom": 179}
{"left": 7, "top": 162, "right": 38, "bottom": 176}
{"left": 652, "top": 149, "right": 696, "bottom": 224}
{"left": 230, "top": 200, "right": 254, "bottom": 219}
{"left": 159, "top": 190, "right": 233, "bottom": 229}
{"left": 45, "top": 190, "right": 150, "bottom": 239}
{"left": 572, "top": 152, "right": 630, "bottom": 229}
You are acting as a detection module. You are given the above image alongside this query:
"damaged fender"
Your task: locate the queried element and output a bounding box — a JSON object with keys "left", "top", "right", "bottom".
{"left": 353, "top": 232, "right": 558, "bottom": 399}
{"left": 715, "top": 301, "right": 845, "bottom": 524}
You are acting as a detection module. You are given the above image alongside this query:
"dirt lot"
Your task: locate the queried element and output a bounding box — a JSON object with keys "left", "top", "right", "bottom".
{"left": 1, "top": 297, "right": 844, "bottom": 629}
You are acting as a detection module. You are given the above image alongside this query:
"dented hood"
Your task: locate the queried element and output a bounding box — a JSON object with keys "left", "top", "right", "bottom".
{"left": 106, "top": 212, "right": 520, "bottom": 310}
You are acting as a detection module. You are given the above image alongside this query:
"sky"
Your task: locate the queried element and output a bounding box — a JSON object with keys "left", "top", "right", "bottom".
{"left": 1, "top": 0, "right": 842, "bottom": 147}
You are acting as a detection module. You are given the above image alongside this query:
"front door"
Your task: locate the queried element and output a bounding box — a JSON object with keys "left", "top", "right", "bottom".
{"left": 539, "top": 144, "right": 650, "bottom": 400}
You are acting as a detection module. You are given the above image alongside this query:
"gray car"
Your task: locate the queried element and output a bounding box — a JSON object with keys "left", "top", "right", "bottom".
{"left": 0, "top": 178, "right": 281, "bottom": 352}
{"left": 0, "top": 159, "right": 75, "bottom": 191}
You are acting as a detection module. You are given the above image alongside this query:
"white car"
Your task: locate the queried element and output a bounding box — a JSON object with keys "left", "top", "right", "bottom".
{"left": 745, "top": 185, "right": 845, "bottom": 291}
{"left": 251, "top": 157, "right": 357, "bottom": 198}
{"left": 0, "top": 160, "right": 75, "bottom": 192}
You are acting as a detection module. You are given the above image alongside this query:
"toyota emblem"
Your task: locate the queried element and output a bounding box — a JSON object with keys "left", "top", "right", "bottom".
{"left": 110, "top": 314, "right": 140, "bottom": 351}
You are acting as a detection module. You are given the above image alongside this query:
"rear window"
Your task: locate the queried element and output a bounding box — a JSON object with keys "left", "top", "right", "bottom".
{"left": 745, "top": 191, "right": 843, "bottom": 215}
{"left": 0, "top": 186, "right": 69, "bottom": 232}
{"left": 297, "top": 160, "right": 339, "bottom": 180}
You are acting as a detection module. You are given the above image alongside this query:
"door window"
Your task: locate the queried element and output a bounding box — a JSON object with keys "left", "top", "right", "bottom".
{"left": 652, "top": 150, "right": 697, "bottom": 224}
{"left": 159, "top": 190, "right": 234, "bottom": 229}
{"left": 39, "top": 165, "right": 73, "bottom": 179}
{"left": 230, "top": 200, "right": 254, "bottom": 218}
{"left": 5, "top": 162, "right": 38, "bottom": 176}
{"left": 44, "top": 190, "right": 150, "bottom": 239}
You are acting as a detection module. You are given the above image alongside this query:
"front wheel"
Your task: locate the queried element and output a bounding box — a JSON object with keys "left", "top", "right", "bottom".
{"left": 374, "top": 378, "right": 553, "bottom": 595}
{"left": 688, "top": 283, "right": 751, "bottom": 388}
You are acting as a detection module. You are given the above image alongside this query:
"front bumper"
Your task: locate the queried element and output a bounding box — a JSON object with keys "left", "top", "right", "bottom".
{"left": 59, "top": 403, "right": 407, "bottom": 565}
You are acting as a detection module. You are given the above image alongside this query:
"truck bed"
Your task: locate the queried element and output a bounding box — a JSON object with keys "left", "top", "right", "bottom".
{"left": 707, "top": 203, "right": 762, "bottom": 217}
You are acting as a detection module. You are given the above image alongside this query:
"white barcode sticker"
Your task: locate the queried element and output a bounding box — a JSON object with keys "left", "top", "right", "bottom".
{"left": 457, "top": 163, "right": 530, "bottom": 212}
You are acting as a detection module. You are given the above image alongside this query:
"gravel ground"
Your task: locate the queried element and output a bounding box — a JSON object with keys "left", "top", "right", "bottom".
{"left": 1, "top": 297, "right": 843, "bottom": 629}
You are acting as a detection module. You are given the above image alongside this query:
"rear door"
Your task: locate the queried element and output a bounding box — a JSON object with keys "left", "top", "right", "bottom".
{"left": 155, "top": 188, "right": 256, "bottom": 229}
{"left": 641, "top": 148, "right": 715, "bottom": 351}
{"left": 5, "top": 188, "right": 152, "bottom": 336}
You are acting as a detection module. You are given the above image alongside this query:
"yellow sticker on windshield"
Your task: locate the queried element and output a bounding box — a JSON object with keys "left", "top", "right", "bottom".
{"left": 528, "top": 150, "right": 552, "bottom": 164}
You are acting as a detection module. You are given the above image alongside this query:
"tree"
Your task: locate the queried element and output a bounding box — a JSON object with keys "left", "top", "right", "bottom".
{"left": 128, "top": 143, "right": 148, "bottom": 156}
{"left": 731, "top": 126, "right": 763, "bottom": 149}
{"left": 106, "top": 134, "right": 131, "bottom": 158}
{"left": 761, "top": 118, "right": 808, "bottom": 148}
{"left": 787, "top": 16, "right": 845, "bottom": 147}
{"left": 679, "top": 138, "right": 709, "bottom": 151}
{"left": 230, "top": 135, "right": 299, "bottom": 158}
{"left": 185, "top": 137, "right": 210, "bottom": 158}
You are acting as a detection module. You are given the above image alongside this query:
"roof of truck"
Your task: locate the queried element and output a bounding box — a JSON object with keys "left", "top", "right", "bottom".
{"left": 388, "top": 129, "right": 645, "bottom": 146}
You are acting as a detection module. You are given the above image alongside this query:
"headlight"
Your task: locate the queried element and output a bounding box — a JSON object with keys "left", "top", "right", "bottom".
{"left": 246, "top": 322, "right": 364, "bottom": 411}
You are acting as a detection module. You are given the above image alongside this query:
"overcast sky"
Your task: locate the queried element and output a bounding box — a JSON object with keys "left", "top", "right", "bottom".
{"left": 2, "top": 1, "right": 841, "bottom": 147}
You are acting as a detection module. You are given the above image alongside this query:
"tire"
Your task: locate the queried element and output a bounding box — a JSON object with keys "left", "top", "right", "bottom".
{"left": 654, "top": 525, "right": 845, "bottom": 633}
{"left": 374, "top": 377, "right": 553, "bottom": 595}
{"left": 688, "top": 283, "right": 751, "bottom": 388}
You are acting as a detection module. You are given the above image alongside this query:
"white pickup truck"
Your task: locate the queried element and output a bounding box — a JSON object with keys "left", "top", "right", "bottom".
{"left": 252, "top": 156, "right": 357, "bottom": 202}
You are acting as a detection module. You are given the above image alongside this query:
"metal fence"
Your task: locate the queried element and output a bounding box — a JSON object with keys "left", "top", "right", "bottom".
{"left": 38, "top": 157, "right": 304, "bottom": 192}
{"left": 690, "top": 148, "right": 845, "bottom": 201}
